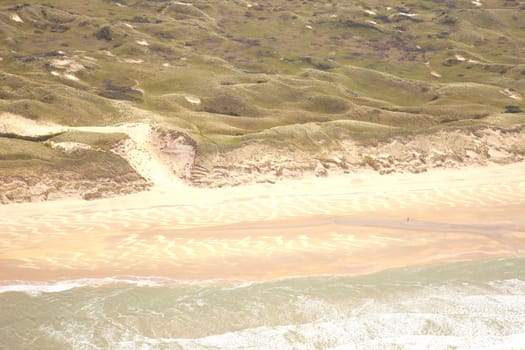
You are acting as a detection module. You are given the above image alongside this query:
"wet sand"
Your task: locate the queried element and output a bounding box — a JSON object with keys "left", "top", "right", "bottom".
{"left": 1, "top": 162, "right": 525, "bottom": 282}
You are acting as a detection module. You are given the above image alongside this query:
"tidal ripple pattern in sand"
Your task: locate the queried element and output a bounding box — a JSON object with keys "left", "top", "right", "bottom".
{"left": 1, "top": 163, "right": 525, "bottom": 280}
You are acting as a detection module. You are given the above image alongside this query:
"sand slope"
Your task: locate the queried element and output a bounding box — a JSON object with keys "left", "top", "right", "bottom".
{"left": 1, "top": 161, "right": 524, "bottom": 281}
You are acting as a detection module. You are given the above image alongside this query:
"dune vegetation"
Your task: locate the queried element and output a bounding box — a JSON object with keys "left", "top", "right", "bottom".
{"left": 0, "top": 0, "right": 524, "bottom": 201}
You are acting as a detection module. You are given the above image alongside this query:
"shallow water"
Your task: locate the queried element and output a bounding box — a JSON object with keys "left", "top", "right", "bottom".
{"left": 1, "top": 257, "right": 524, "bottom": 350}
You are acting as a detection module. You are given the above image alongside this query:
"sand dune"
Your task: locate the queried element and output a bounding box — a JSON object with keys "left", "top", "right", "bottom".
{"left": 0, "top": 116, "right": 190, "bottom": 191}
{"left": 1, "top": 161, "right": 524, "bottom": 281}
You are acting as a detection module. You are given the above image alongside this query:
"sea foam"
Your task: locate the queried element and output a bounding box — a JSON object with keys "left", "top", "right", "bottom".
{"left": 0, "top": 276, "right": 231, "bottom": 296}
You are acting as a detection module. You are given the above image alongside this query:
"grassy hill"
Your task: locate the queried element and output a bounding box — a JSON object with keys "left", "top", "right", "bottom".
{"left": 0, "top": 0, "right": 524, "bottom": 199}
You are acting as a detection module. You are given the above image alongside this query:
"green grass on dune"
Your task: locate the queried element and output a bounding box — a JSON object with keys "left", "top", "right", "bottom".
{"left": 0, "top": 135, "right": 140, "bottom": 184}
{"left": 0, "top": 0, "right": 523, "bottom": 162}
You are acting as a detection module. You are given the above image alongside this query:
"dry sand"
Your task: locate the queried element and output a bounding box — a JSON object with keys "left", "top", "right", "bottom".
{"left": 1, "top": 114, "right": 524, "bottom": 281}
{"left": 1, "top": 161, "right": 524, "bottom": 282}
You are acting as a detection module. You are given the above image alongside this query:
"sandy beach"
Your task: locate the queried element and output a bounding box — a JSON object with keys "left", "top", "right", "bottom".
{"left": 1, "top": 161, "right": 525, "bottom": 282}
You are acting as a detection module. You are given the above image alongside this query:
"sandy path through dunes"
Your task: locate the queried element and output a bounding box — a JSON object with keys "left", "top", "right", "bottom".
{"left": 74, "top": 123, "right": 186, "bottom": 189}
{"left": 1, "top": 114, "right": 186, "bottom": 189}
{"left": 1, "top": 162, "right": 525, "bottom": 281}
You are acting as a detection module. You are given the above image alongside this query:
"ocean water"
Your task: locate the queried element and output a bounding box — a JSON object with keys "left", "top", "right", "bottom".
{"left": 1, "top": 257, "right": 525, "bottom": 350}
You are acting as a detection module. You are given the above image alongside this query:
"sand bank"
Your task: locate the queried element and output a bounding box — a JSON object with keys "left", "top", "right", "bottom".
{"left": 1, "top": 162, "right": 524, "bottom": 281}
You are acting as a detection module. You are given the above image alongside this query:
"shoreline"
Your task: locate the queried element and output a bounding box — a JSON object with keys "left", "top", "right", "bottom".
{"left": 2, "top": 255, "right": 524, "bottom": 292}
{"left": 1, "top": 161, "right": 524, "bottom": 282}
